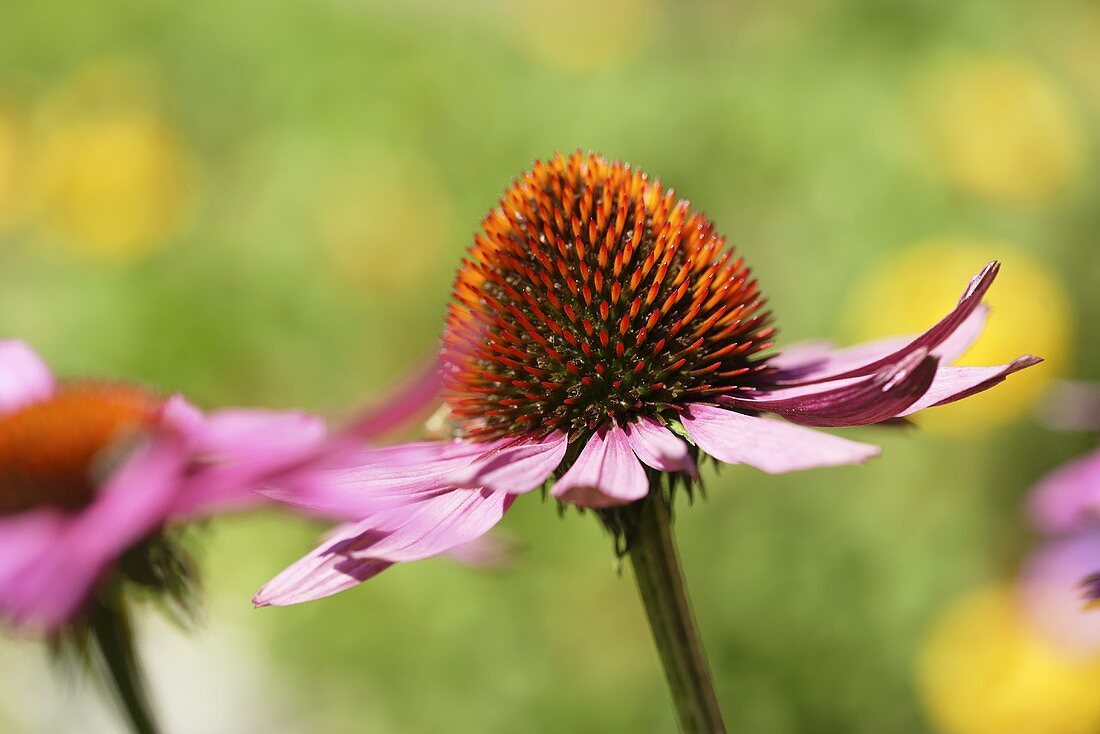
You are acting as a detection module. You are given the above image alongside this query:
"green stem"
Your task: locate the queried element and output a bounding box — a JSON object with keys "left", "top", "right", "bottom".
{"left": 88, "top": 601, "right": 162, "bottom": 734}
{"left": 628, "top": 496, "right": 726, "bottom": 734}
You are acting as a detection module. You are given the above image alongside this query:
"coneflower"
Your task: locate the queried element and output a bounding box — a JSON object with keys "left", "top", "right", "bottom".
{"left": 0, "top": 340, "right": 335, "bottom": 734}
{"left": 258, "top": 152, "right": 1039, "bottom": 733}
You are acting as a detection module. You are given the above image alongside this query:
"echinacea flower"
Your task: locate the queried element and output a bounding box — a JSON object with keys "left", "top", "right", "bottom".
{"left": 1023, "top": 382, "right": 1100, "bottom": 644}
{"left": 256, "top": 152, "right": 1039, "bottom": 730}
{"left": 258, "top": 152, "right": 1040, "bottom": 606}
{"left": 0, "top": 339, "right": 333, "bottom": 733}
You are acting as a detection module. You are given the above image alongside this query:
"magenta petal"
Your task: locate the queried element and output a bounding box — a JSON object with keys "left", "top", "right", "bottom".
{"left": 682, "top": 403, "right": 881, "bottom": 474}
{"left": 448, "top": 431, "right": 568, "bottom": 493}
{"left": 552, "top": 426, "right": 649, "bottom": 508}
{"left": 344, "top": 358, "right": 443, "bottom": 440}
{"left": 1028, "top": 448, "right": 1100, "bottom": 535}
{"left": 170, "top": 405, "right": 330, "bottom": 518}
{"left": 254, "top": 488, "right": 511, "bottom": 606}
{"left": 899, "top": 355, "right": 1042, "bottom": 416}
{"left": 0, "top": 436, "right": 190, "bottom": 630}
{"left": 724, "top": 350, "right": 938, "bottom": 427}
{"left": 774, "top": 263, "right": 998, "bottom": 386}
{"left": 0, "top": 340, "right": 54, "bottom": 415}
{"left": 74, "top": 435, "right": 192, "bottom": 561}
{"left": 623, "top": 417, "right": 697, "bottom": 477}
{"left": 0, "top": 511, "right": 83, "bottom": 630}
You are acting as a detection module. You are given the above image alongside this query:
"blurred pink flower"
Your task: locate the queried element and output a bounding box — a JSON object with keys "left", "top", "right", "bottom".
{"left": 256, "top": 154, "right": 1039, "bottom": 608}
{"left": 0, "top": 340, "right": 329, "bottom": 632}
{"left": 1023, "top": 382, "right": 1100, "bottom": 650}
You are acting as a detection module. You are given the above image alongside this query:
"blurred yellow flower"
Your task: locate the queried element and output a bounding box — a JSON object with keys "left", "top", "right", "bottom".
{"left": 0, "top": 109, "right": 25, "bottom": 233}
{"left": 511, "top": 0, "right": 659, "bottom": 73}
{"left": 317, "top": 156, "right": 453, "bottom": 292}
{"left": 844, "top": 238, "right": 1071, "bottom": 434}
{"left": 31, "top": 63, "right": 196, "bottom": 260}
{"left": 917, "top": 584, "right": 1100, "bottom": 734}
{"left": 914, "top": 58, "right": 1083, "bottom": 205}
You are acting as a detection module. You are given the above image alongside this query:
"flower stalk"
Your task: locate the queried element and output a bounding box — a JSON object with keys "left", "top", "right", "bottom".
{"left": 628, "top": 495, "right": 726, "bottom": 734}
{"left": 88, "top": 599, "right": 161, "bottom": 734}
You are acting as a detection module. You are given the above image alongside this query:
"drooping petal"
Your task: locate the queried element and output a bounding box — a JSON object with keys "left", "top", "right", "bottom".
{"left": 552, "top": 426, "right": 649, "bottom": 508}
{"left": 0, "top": 340, "right": 54, "bottom": 415}
{"left": 254, "top": 488, "right": 512, "bottom": 606}
{"left": 0, "top": 435, "right": 191, "bottom": 630}
{"left": 73, "top": 434, "right": 193, "bottom": 562}
{"left": 773, "top": 264, "right": 998, "bottom": 386}
{"left": 448, "top": 431, "right": 568, "bottom": 493}
{"left": 724, "top": 350, "right": 938, "bottom": 427}
{"left": 899, "top": 355, "right": 1042, "bottom": 416}
{"left": 168, "top": 403, "right": 330, "bottom": 518}
{"left": 343, "top": 358, "right": 444, "bottom": 440}
{"left": 622, "top": 417, "right": 697, "bottom": 477}
{"left": 1028, "top": 448, "right": 1100, "bottom": 535}
{"left": 0, "top": 511, "right": 81, "bottom": 630}
{"left": 681, "top": 403, "right": 881, "bottom": 474}
{"left": 257, "top": 439, "right": 505, "bottom": 519}
{"left": 253, "top": 537, "right": 392, "bottom": 608}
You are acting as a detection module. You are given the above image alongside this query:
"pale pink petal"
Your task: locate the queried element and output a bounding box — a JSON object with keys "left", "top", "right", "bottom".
{"left": 448, "top": 431, "right": 568, "bottom": 493}
{"left": 445, "top": 532, "right": 519, "bottom": 570}
{"left": 1028, "top": 448, "right": 1100, "bottom": 535}
{"left": 681, "top": 403, "right": 881, "bottom": 474}
{"left": 622, "top": 417, "right": 697, "bottom": 477}
{"left": 899, "top": 355, "right": 1042, "bottom": 416}
{"left": 0, "top": 341, "right": 54, "bottom": 415}
{"left": 257, "top": 439, "right": 506, "bottom": 520}
{"left": 254, "top": 488, "right": 512, "bottom": 606}
{"left": 552, "top": 427, "right": 649, "bottom": 508}
{"left": 1021, "top": 531, "right": 1100, "bottom": 657}
{"left": 253, "top": 535, "right": 392, "bottom": 608}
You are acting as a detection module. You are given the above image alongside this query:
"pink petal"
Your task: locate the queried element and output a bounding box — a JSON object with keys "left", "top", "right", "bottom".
{"left": 448, "top": 431, "right": 568, "bottom": 493}
{"left": 343, "top": 358, "right": 444, "bottom": 440}
{"left": 0, "top": 436, "right": 190, "bottom": 630}
{"left": 254, "top": 488, "right": 511, "bottom": 607}
{"left": 0, "top": 340, "right": 54, "bottom": 415}
{"left": 899, "top": 355, "right": 1042, "bottom": 416}
{"left": 169, "top": 405, "right": 330, "bottom": 519}
{"left": 725, "top": 350, "right": 938, "bottom": 427}
{"left": 1021, "top": 531, "right": 1100, "bottom": 657}
{"left": 257, "top": 439, "right": 505, "bottom": 519}
{"left": 681, "top": 403, "right": 881, "bottom": 474}
{"left": 622, "top": 417, "right": 697, "bottom": 477}
{"left": 552, "top": 426, "right": 650, "bottom": 508}
{"left": 773, "top": 264, "right": 997, "bottom": 386}
{"left": 1028, "top": 448, "right": 1100, "bottom": 535}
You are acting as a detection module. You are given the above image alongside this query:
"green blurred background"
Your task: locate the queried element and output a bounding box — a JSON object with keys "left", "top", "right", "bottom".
{"left": 1, "top": 0, "right": 1099, "bottom": 732}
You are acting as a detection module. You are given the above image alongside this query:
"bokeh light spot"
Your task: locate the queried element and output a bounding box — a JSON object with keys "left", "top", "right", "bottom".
{"left": 511, "top": 0, "right": 660, "bottom": 73}
{"left": 914, "top": 58, "right": 1083, "bottom": 204}
{"left": 31, "top": 62, "right": 196, "bottom": 261}
{"left": 917, "top": 584, "right": 1100, "bottom": 734}
{"left": 317, "top": 155, "right": 453, "bottom": 293}
{"left": 844, "top": 238, "right": 1072, "bottom": 435}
